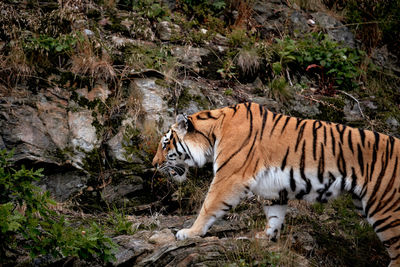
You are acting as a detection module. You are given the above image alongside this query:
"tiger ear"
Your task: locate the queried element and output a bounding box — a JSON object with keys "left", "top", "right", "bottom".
{"left": 173, "top": 114, "right": 190, "bottom": 136}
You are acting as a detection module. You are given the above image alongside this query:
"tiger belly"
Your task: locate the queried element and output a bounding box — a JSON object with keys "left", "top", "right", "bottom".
{"left": 248, "top": 166, "right": 349, "bottom": 204}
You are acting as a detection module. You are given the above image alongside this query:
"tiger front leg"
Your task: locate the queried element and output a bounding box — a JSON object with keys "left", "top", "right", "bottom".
{"left": 263, "top": 204, "right": 288, "bottom": 241}
{"left": 176, "top": 179, "right": 244, "bottom": 240}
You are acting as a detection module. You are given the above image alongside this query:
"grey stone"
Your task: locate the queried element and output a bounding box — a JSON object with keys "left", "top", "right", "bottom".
{"left": 101, "top": 178, "right": 143, "bottom": 203}
{"left": 171, "top": 46, "right": 210, "bottom": 72}
{"left": 112, "top": 236, "right": 153, "bottom": 266}
{"left": 290, "top": 11, "right": 310, "bottom": 36}
{"left": 148, "top": 229, "right": 175, "bottom": 245}
{"left": 106, "top": 130, "right": 142, "bottom": 164}
{"left": 156, "top": 21, "right": 181, "bottom": 41}
{"left": 37, "top": 171, "right": 88, "bottom": 201}
{"left": 68, "top": 110, "right": 100, "bottom": 169}
{"left": 132, "top": 78, "right": 174, "bottom": 132}
{"left": 311, "top": 12, "right": 355, "bottom": 47}
{"left": 36, "top": 95, "right": 69, "bottom": 150}
{"left": 343, "top": 100, "right": 364, "bottom": 122}
{"left": 0, "top": 102, "right": 60, "bottom": 164}
{"left": 290, "top": 94, "right": 321, "bottom": 117}
{"left": 386, "top": 116, "right": 399, "bottom": 131}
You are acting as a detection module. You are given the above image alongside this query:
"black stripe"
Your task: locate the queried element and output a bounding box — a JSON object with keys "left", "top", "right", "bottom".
{"left": 323, "top": 125, "right": 327, "bottom": 146}
{"left": 270, "top": 114, "right": 283, "bottom": 136}
{"left": 376, "top": 219, "right": 400, "bottom": 233}
{"left": 348, "top": 130, "right": 354, "bottom": 154}
{"left": 330, "top": 127, "right": 336, "bottom": 156}
{"left": 197, "top": 111, "right": 218, "bottom": 120}
{"left": 312, "top": 121, "right": 322, "bottom": 160}
{"left": 272, "top": 112, "right": 277, "bottom": 121}
{"left": 295, "top": 122, "right": 306, "bottom": 152}
{"left": 374, "top": 131, "right": 380, "bottom": 149}
{"left": 222, "top": 201, "right": 233, "bottom": 210}
{"left": 259, "top": 104, "right": 263, "bottom": 116}
{"left": 245, "top": 102, "right": 252, "bottom": 119}
{"left": 235, "top": 131, "right": 259, "bottom": 175}
{"left": 372, "top": 215, "right": 391, "bottom": 230}
{"left": 271, "top": 189, "right": 288, "bottom": 205}
{"left": 389, "top": 136, "right": 395, "bottom": 159}
{"left": 216, "top": 107, "right": 253, "bottom": 173}
{"left": 369, "top": 143, "right": 378, "bottom": 181}
{"left": 337, "top": 144, "right": 347, "bottom": 178}
{"left": 295, "top": 118, "right": 303, "bottom": 130}
{"left": 280, "top": 116, "right": 291, "bottom": 135}
{"left": 196, "top": 129, "right": 213, "bottom": 147}
{"left": 369, "top": 189, "right": 397, "bottom": 218}
{"left": 359, "top": 128, "right": 366, "bottom": 147}
{"left": 252, "top": 158, "right": 260, "bottom": 175}
{"left": 260, "top": 109, "right": 268, "bottom": 141}
{"left": 281, "top": 148, "right": 290, "bottom": 170}
{"left": 290, "top": 168, "right": 296, "bottom": 192}
{"left": 382, "top": 189, "right": 400, "bottom": 214}
{"left": 391, "top": 254, "right": 400, "bottom": 261}
{"left": 336, "top": 124, "right": 346, "bottom": 143}
{"left": 318, "top": 144, "right": 325, "bottom": 183}
{"left": 296, "top": 141, "right": 312, "bottom": 199}
{"left": 357, "top": 144, "right": 364, "bottom": 176}
{"left": 173, "top": 138, "right": 182, "bottom": 156}
{"left": 366, "top": 144, "right": 390, "bottom": 217}
{"left": 350, "top": 167, "right": 358, "bottom": 193}
{"left": 229, "top": 104, "right": 238, "bottom": 116}
{"left": 382, "top": 235, "right": 400, "bottom": 247}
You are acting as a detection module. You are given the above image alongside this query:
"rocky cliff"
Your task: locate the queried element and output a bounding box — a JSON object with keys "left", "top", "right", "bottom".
{"left": 0, "top": 0, "right": 398, "bottom": 265}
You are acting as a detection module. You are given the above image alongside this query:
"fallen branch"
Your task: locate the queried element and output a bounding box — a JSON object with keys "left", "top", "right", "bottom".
{"left": 337, "top": 90, "right": 366, "bottom": 119}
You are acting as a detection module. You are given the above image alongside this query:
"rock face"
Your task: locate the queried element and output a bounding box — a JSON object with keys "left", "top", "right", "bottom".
{"left": 311, "top": 12, "right": 355, "bottom": 47}
{"left": 107, "top": 212, "right": 310, "bottom": 267}
{"left": 0, "top": 0, "right": 397, "bottom": 211}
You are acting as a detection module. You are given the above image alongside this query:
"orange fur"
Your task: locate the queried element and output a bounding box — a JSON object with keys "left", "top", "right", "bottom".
{"left": 153, "top": 103, "right": 400, "bottom": 266}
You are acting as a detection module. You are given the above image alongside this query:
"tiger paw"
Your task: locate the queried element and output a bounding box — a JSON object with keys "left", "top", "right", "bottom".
{"left": 176, "top": 228, "right": 199, "bottom": 240}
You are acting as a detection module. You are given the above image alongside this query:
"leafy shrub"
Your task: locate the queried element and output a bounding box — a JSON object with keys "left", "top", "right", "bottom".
{"left": 180, "top": 0, "right": 226, "bottom": 24}
{"left": 132, "top": 0, "right": 170, "bottom": 21}
{"left": 269, "top": 33, "right": 364, "bottom": 92}
{"left": 0, "top": 149, "right": 117, "bottom": 264}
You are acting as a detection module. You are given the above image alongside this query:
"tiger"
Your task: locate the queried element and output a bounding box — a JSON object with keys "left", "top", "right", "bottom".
{"left": 152, "top": 102, "right": 400, "bottom": 266}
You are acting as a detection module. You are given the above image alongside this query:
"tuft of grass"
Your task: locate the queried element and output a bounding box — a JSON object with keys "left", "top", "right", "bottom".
{"left": 268, "top": 76, "right": 292, "bottom": 101}
{"left": 236, "top": 47, "right": 260, "bottom": 76}
{"left": 70, "top": 36, "right": 116, "bottom": 82}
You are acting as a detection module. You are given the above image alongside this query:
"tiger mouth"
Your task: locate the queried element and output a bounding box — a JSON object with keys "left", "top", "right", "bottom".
{"left": 159, "top": 163, "right": 187, "bottom": 178}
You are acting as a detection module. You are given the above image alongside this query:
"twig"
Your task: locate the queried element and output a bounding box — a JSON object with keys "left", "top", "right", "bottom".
{"left": 326, "top": 20, "right": 392, "bottom": 30}
{"left": 286, "top": 69, "right": 293, "bottom": 86}
{"left": 337, "top": 90, "right": 366, "bottom": 119}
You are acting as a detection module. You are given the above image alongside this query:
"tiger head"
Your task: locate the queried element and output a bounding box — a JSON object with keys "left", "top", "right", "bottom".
{"left": 152, "top": 114, "right": 192, "bottom": 182}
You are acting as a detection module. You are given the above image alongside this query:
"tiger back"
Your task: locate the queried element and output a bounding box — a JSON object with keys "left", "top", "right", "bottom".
{"left": 152, "top": 102, "right": 400, "bottom": 266}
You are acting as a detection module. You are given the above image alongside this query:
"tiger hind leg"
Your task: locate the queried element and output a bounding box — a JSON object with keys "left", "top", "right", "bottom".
{"left": 263, "top": 204, "right": 288, "bottom": 241}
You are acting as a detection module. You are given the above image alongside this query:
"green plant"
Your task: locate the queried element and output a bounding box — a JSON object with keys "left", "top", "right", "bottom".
{"left": 269, "top": 33, "right": 364, "bottom": 93}
{"left": 0, "top": 149, "right": 117, "bottom": 264}
{"left": 125, "top": 44, "right": 177, "bottom": 73}
{"left": 107, "top": 207, "right": 135, "bottom": 235}
{"left": 269, "top": 76, "right": 292, "bottom": 101}
{"left": 133, "top": 0, "right": 170, "bottom": 21}
{"left": 24, "top": 34, "right": 80, "bottom": 54}
{"left": 180, "top": 0, "right": 226, "bottom": 24}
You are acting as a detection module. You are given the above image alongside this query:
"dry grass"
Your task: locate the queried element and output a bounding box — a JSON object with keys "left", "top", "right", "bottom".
{"left": 70, "top": 36, "right": 116, "bottom": 82}
{"left": 236, "top": 47, "right": 260, "bottom": 75}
